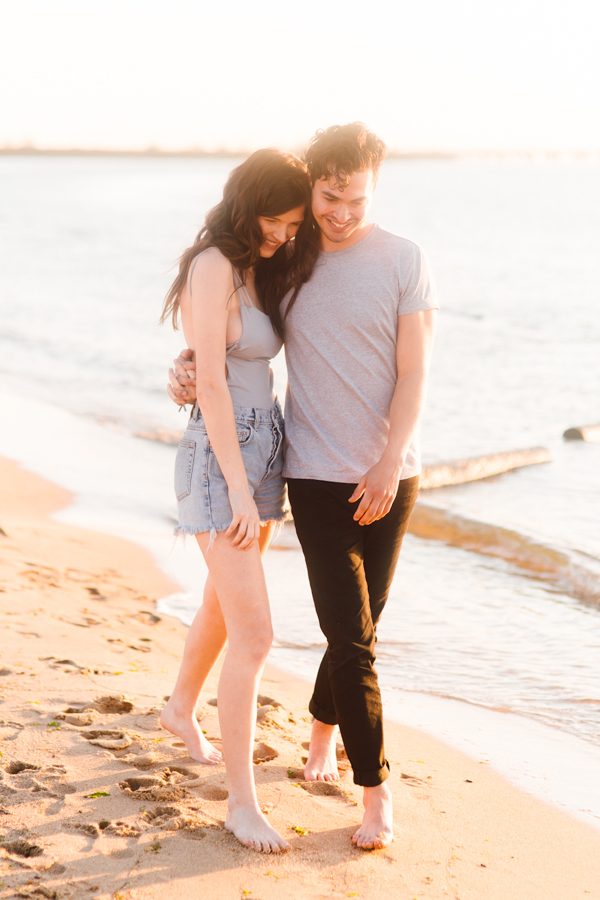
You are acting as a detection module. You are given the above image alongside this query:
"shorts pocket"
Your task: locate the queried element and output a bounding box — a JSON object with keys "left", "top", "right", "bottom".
{"left": 175, "top": 439, "right": 196, "bottom": 501}
{"left": 236, "top": 424, "right": 253, "bottom": 445}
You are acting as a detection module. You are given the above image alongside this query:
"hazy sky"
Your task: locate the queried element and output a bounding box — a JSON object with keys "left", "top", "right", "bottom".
{"left": 1, "top": 0, "right": 599, "bottom": 152}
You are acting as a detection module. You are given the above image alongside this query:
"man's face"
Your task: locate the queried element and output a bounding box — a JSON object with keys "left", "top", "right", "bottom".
{"left": 311, "top": 168, "right": 375, "bottom": 252}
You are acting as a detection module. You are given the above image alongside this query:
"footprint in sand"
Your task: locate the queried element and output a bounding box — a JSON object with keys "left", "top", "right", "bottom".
{"left": 59, "top": 695, "right": 134, "bottom": 729}
{"left": 195, "top": 784, "right": 228, "bottom": 801}
{"left": 127, "top": 642, "right": 152, "bottom": 654}
{"left": 58, "top": 711, "right": 97, "bottom": 726}
{"left": 122, "top": 752, "right": 160, "bottom": 770}
{"left": 0, "top": 719, "right": 24, "bottom": 742}
{"left": 134, "top": 610, "right": 162, "bottom": 625}
{"left": 4, "top": 761, "right": 75, "bottom": 799}
{"left": 142, "top": 805, "right": 208, "bottom": 838}
{"left": 119, "top": 775, "right": 183, "bottom": 802}
{"left": 142, "top": 804, "right": 181, "bottom": 822}
{"left": 253, "top": 742, "right": 278, "bottom": 764}
{"left": 256, "top": 704, "right": 288, "bottom": 729}
{"left": 92, "top": 695, "right": 134, "bottom": 714}
{"left": 69, "top": 822, "right": 100, "bottom": 838}
{"left": 0, "top": 838, "right": 44, "bottom": 858}
{"left": 48, "top": 658, "right": 88, "bottom": 672}
{"left": 299, "top": 781, "right": 355, "bottom": 803}
{"left": 19, "top": 564, "right": 61, "bottom": 588}
{"left": 102, "top": 820, "right": 142, "bottom": 838}
{"left": 81, "top": 729, "right": 134, "bottom": 751}
{"left": 131, "top": 710, "right": 162, "bottom": 732}
{"left": 257, "top": 695, "right": 283, "bottom": 709}
{"left": 5, "top": 760, "right": 40, "bottom": 775}
{"left": 38, "top": 770, "right": 76, "bottom": 798}
{"left": 119, "top": 767, "right": 196, "bottom": 802}
{"left": 400, "top": 772, "right": 428, "bottom": 785}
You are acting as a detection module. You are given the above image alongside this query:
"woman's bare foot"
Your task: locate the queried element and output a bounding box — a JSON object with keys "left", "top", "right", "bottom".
{"left": 304, "top": 719, "right": 339, "bottom": 782}
{"left": 351, "top": 781, "right": 394, "bottom": 850}
{"left": 225, "top": 804, "right": 290, "bottom": 853}
{"left": 159, "top": 700, "right": 222, "bottom": 764}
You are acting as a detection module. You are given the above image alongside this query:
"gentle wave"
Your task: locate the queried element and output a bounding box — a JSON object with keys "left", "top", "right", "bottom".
{"left": 273, "top": 500, "right": 600, "bottom": 606}
{"left": 135, "top": 427, "right": 598, "bottom": 603}
{"left": 410, "top": 503, "right": 600, "bottom": 605}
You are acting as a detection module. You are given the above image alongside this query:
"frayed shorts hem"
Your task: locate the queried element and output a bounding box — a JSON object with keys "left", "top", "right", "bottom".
{"left": 174, "top": 512, "right": 288, "bottom": 547}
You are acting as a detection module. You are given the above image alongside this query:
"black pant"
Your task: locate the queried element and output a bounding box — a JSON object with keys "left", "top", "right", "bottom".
{"left": 287, "top": 476, "right": 419, "bottom": 787}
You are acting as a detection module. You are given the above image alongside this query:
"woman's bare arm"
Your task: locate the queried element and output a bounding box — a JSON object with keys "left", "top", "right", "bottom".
{"left": 183, "top": 250, "right": 259, "bottom": 548}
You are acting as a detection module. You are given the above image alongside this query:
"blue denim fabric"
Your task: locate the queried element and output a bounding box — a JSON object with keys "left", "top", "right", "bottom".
{"left": 174, "top": 401, "right": 286, "bottom": 540}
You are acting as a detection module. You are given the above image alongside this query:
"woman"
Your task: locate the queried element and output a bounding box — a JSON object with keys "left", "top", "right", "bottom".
{"left": 159, "top": 150, "right": 315, "bottom": 853}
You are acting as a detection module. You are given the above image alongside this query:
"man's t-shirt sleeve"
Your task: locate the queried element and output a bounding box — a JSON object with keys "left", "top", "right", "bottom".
{"left": 397, "top": 242, "right": 439, "bottom": 316}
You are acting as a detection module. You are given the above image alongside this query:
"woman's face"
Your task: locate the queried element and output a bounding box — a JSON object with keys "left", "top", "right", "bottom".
{"left": 257, "top": 205, "right": 305, "bottom": 258}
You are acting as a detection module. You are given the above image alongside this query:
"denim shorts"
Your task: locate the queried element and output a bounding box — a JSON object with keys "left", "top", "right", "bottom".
{"left": 174, "top": 401, "right": 286, "bottom": 539}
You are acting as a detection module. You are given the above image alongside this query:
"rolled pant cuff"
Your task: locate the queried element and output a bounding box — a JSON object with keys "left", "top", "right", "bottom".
{"left": 308, "top": 698, "right": 338, "bottom": 727}
{"left": 353, "top": 760, "right": 390, "bottom": 787}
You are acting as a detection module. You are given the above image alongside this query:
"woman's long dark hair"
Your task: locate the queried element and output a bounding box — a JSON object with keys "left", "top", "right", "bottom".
{"left": 161, "top": 149, "right": 319, "bottom": 338}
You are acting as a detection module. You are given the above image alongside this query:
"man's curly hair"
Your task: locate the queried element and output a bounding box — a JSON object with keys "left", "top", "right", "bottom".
{"left": 304, "top": 122, "right": 386, "bottom": 186}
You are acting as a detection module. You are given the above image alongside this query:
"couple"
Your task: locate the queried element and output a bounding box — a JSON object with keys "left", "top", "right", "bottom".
{"left": 160, "top": 123, "right": 437, "bottom": 854}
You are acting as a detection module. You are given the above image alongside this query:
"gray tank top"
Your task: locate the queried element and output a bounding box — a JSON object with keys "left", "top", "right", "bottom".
{"left": 187, "top": 251, "right": 281, "bottom": 409}
{"left": 225, "top": 269, "right": 282, "bottom": 408}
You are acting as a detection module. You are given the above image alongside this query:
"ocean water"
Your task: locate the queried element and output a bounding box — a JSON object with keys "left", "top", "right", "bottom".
{"left": 1, "top": 155, "right": 599, "bottom": 826}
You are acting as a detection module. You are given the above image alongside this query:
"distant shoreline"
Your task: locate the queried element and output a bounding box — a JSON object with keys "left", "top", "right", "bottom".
{"left": 1, "top": 145, "right": 599, "bottom": 160}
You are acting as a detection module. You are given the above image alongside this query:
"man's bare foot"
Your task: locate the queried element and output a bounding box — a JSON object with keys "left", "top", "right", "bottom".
{"left": 159, "top": 700, "right": 222, "bottom": 764}
{"left": 225, "top": 804, "right": 290, "bottom": 853}
{"left": 351, "top": 781, "right": 394, "bottom": 850}
{"left": 304, "top": 719, "right": 339, "bottom": 782}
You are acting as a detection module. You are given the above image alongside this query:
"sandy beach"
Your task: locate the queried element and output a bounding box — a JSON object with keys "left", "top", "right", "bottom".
{"left": 1, "top": 455, "right": 600, "bottom": 900}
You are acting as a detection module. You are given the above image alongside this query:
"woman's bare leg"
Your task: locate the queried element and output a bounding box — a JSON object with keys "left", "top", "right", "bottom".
{"left": 160, "top": 524, "right": 275, "bottom": 765}
{"left": 159, "top": 574, "right": 226, "bottom": 762}
{"left": 198, "top": 528, "right": 288, "bottom": 853}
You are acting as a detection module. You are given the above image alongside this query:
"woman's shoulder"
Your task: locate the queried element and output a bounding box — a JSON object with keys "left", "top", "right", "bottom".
{"left": 191, "top": 245, "right": 232, "bottom": 275}
{"left": 188, "top": 246, "right": 235, "bottom": 295}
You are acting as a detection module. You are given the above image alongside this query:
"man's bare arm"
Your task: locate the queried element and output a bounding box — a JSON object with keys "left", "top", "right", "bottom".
{"left": 168, "top": 348, "right": 196, "bottom": 406}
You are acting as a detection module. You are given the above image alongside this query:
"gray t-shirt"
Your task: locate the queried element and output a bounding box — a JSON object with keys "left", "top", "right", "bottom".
{"left": 282, "top": 225, "right": 438, "bottom": 483}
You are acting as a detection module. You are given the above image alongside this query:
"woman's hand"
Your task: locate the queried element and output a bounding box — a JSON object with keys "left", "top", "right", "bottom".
{"left": 226, "top": 487, "right": 261, "bottom": 549}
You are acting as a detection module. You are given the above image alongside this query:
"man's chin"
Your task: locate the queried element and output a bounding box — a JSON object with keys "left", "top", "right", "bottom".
{"left": 323, "top": 227, "right": 356, "bottom": 243}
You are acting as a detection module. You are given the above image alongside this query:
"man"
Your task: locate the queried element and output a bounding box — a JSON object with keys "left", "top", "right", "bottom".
{"left": 170, "top": 123, "right": 437, "bottom": 850}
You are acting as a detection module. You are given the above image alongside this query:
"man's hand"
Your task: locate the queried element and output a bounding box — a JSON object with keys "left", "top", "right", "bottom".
{"left": 348, "top": 456, "right": 403, "bottom": 526}
{"left": 168, "top": 348, "right": 197, "bottom": 406}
